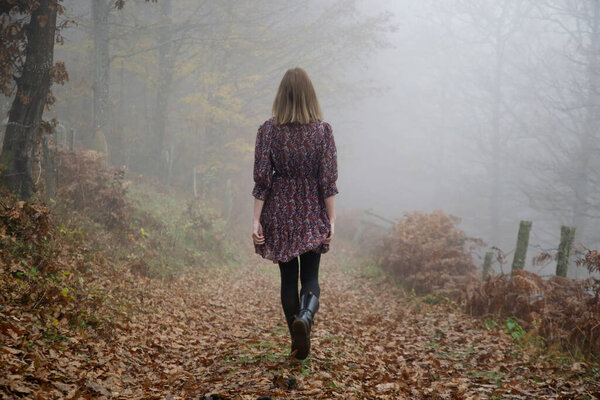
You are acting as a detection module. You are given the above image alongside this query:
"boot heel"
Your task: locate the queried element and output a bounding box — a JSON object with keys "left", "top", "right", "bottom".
{"left": 292, "top": 319, "right": 310, "bottom": 360}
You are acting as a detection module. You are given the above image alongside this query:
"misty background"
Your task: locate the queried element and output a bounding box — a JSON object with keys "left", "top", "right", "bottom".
{"left": 3, "top": 0, "right": 598, "bottom": 277}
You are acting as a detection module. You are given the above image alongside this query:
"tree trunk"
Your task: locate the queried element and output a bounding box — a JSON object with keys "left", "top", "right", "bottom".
{"left": 111, "top": 59, "right": 125, "bottom": 165}
{"left": 92, "top": 0, "right": 110, "bottom": 152}
{"left": 0, "top": 1, "right": 58, "bottom": 199}
{"left": 153, "top": 0, "right": 173, "bottom": 179}
{"left": 432, "top": 80, "right": 448, "bottom": 206}
{"left": 489, "top": 33, "right": 506, "bottom": 247}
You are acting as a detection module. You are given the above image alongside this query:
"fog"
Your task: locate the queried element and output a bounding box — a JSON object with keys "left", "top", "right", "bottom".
{"left": 15, "top": 0, "right": 598, "bottom": 277}
{"left": 327, "top": 0, "right": 600, "bottom": 272}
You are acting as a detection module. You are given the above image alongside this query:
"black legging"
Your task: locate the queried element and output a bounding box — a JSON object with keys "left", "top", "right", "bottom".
{"left": 278, "top": 251, "right": 321, "bottom": 327}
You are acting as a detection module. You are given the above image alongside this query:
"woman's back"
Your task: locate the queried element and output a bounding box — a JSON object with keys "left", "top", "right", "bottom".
{"left": 271, "top": 120, "right": 327, "bottom": 179}
{"left": 252, "top": 117, "right": 337, "bottom": 263}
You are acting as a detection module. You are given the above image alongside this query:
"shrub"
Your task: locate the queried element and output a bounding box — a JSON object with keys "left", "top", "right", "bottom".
{"left": 0, "top": 199, "right": 60, "bottom": 276}
{"left": 0, "top": 196, "right": 105, "bottom": 328}
{"left": 461, "top": 250, "right": 600, "bottom": 361}
{"left": 57, "top": 150, "right": 132, "bottom": 230}
{"left": 379, "top": 210, "right": 481, "bottom": 295}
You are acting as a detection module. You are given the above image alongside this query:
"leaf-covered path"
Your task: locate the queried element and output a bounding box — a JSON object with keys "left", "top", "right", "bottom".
{"left": 2, "top": 250, "right": 600, "bottom": 399}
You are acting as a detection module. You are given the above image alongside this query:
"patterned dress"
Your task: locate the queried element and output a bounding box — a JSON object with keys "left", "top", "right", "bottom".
{"left": 252, "top": 118, "right": 339, "bottom": 263}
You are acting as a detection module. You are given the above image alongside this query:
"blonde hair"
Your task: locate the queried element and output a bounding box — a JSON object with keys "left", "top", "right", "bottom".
{"left": 272, "top": 67, "right": 323, "bottom": 125}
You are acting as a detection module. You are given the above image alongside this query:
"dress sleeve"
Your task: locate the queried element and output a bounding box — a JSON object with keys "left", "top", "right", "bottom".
{"left": 318, "top": 122, "right": 339, "bottom": 199}
{"left": 251, "top": 121, "right": 273, "bottom": 200}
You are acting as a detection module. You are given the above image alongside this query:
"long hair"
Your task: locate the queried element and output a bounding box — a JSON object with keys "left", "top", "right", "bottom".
{"left": 272, "top": 67, "right": 323, "bottom": 125}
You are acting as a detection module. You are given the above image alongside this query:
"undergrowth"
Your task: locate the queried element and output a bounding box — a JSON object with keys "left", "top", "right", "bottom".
{"left": 345, "top": 212, "right": 600, "bottom": 364}
{"left": 379, "top": 210, "right": 483, "bottom": 295}
{"left": 55, "top": 150, "right": 239, "bottom": 278}
{"left": 462, "top": 256, "right": 600, "bottom": 362}
{"left": 126, "top": 181, "right": 241, "bottom": 277}
{"left": 1, "top": 149, "right": 242, "bottom": 342}
{"left": 0, "top": 198, "right": 113, "bottom": 334}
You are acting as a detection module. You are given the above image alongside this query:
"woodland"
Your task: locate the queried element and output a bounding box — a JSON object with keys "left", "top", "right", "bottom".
{"left": 1, "top": 0, "right": 600, "bottom": 399}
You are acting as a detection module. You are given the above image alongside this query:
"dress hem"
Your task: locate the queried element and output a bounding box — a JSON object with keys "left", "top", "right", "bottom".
{"left": 255, "top": 238, "right": 330, "bottom": 264}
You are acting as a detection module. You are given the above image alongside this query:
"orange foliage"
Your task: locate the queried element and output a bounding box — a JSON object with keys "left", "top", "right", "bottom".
{"left": 380, "top": 210, "right": 482, "bottom": 295}
{"left": 461, "top": 252, "right": 600, "bottom": 360}
{"left": 57, "top": 150, "right": 132, "bottom": 230}
{"left": 0, "top": 197, "right": 108, "bottom": 331}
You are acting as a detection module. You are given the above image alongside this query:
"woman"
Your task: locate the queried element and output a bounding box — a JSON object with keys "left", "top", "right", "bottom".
{"left": 251, "top": 67, "right": 338, "bottom": 360}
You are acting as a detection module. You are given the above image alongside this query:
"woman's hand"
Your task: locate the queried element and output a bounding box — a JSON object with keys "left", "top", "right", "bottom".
{"left": 252, "top": 199, "right": 265, "bottom": 245}
{"left": 323, "top": 195, "right": 335, "bottom": 245}
{"left": 252, "top": 220, "right": 265, "bottom": 245}
{"left": 324, "top": 219, "right": 335, "bottom": 244}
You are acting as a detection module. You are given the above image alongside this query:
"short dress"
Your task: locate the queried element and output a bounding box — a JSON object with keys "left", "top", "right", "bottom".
{"left": 252, "top": 118, "right": 339, "bottom": 263}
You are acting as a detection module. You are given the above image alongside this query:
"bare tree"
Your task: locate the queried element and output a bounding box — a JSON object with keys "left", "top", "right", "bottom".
{"left": 0, "top": 1, "right": 62, "bottom": 199}
{"left": 522, "top": 0, "right": 600, "bottom": 246}
{"left": 449, "top": 0, "right": 534, "bottom": 245}
{"left": 91, "top": 0, "right": 111, "bottom": 155}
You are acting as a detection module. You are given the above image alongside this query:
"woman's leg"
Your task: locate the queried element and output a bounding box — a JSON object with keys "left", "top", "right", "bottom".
{"left": 278, "top": 257, "right": 300, "bottom": 336}
{"left": 292, "top": 251, "right": 321, "bottom": 360}
{"left": 299, "top": 251, "right": 321, "bottom": 298}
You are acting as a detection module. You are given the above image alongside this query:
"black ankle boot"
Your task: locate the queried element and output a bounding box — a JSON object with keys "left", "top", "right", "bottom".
{"left": 292, "top": 292, "right": 319, "bottom": 360}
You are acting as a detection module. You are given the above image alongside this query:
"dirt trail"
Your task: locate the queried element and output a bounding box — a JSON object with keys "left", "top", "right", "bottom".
{"left": 3, "top": 250, "right": 599, "bottom": 399}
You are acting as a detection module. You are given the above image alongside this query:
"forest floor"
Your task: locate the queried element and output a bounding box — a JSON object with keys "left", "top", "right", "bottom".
{"left": 2, "top": 247, "right": 600, "bottom": 399}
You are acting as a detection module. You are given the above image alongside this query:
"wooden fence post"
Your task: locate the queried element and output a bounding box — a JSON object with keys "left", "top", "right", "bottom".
{"left": 42, "top": 135, "right": 55, "bottom": 202}
{"left": 511, "top": 220, "right": 532, "bottom": 274}
{"left": 482, "top": 251, "right": 493, "bottom": 279}
{"left": 556, "top": 225, "right": 576, "bottom": 277}
{"left": 55, "top": 123, "right": 66, "bottom": 148}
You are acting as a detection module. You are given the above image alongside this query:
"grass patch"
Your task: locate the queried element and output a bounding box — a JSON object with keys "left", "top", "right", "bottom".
{"left": 422, "top": 294, "right": 443, "bottom": 305}
{"left": 248, "top": 341, "right": 286, "bottom": 351}
{"left": 326, "top": 380, "right": 342, "bottom": 390}
{"left": 483, "top": 317, "right": 499, "bottom": 330}
{"left": 359, "top": 262, "right": 383, "bottom": 279}
{"left": 125, "top": 181, "right": 241, "bottom": 277}
{"left": 296, "top": 359, "right": 313, "bottom": 376}
{"left": 344, "top": 254, "right": 384, "bottom": 280}
{"left": 272, "top": 325, "right": 288, "bottom": 336}
{"left": 42, "top": 330, "right": 70, "bottom": 344}
{"left": 468, "top": 370, "right": 506, "bottom": 387}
